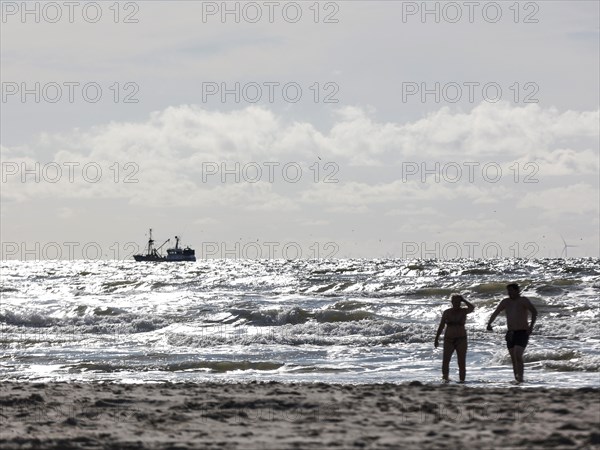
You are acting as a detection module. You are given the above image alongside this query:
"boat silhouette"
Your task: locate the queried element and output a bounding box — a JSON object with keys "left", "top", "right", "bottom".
{"left": 133, "top": 228, "right": 196, "bottom": 262}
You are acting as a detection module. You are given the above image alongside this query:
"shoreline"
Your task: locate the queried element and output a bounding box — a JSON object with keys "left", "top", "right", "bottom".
{"left": 2, "top": 381, "right": 599, "bottom": 449}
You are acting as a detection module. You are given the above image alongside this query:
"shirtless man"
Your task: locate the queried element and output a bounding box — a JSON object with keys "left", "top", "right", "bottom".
{"left": 487, "top": 283, "right": 538, "bottom": 383}
{"left": 434, "top": 294, "right": 475, "bottom": 383}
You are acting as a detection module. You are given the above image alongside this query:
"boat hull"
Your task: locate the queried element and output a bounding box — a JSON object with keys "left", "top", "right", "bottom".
{"left": 133, "top": 254, "right": 196, "bottom": 262}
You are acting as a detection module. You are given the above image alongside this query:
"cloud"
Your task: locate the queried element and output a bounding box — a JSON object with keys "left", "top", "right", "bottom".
{"left": 2, "top": 102, "right": 597, "bottom": 213}
{"left": 517, "top": 183, "right": 599, "bottom": 216}
{"left": 300, "top": 180, "right": 514, "bottom": 211}
{"left": 528, "top": 148, "right": 599, "bottom": 176}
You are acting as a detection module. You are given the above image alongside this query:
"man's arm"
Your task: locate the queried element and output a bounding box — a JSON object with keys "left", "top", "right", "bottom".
{"left": 462, "top": 298, "right": 475, "bottom": 314}
{"left": 434, "top": 311, "right": 447, "bottom": 348}
{"left": 487, "top": 300, "right": 506, "bottom": 331}
{"left": 525, "top": 297, "right": 538, "bottom": 334}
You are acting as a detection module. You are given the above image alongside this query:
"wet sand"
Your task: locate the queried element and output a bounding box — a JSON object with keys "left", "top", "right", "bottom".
{"left": 1, "top": 381, "right": 599, "bottom": 449}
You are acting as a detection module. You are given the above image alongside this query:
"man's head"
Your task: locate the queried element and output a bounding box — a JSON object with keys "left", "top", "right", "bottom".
{"left": 507, "top": 283, "right": 520, "bottom": 298}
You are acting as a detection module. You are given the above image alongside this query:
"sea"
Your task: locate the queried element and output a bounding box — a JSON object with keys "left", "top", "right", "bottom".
{"left": 1, "top": 258, "right": 599, "bottom": 388}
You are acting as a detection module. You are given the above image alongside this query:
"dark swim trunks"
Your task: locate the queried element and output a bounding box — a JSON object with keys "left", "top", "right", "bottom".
{"left": 505, "top": 330, "right": 529, "bottom": 349}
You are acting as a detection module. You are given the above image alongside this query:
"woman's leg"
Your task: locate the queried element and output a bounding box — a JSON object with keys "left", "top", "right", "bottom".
{"left": 456, "top": 337, "right": 468, "bottom": 382}
{"left": 442, "top": 339, "right": 454, "bottom": 381}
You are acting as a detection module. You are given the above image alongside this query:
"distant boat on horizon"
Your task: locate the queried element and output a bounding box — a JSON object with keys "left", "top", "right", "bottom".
{"left": 133, "top": 228, "right": 196, "bottom": 262}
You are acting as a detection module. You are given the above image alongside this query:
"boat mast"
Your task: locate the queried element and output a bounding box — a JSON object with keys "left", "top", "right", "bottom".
{"left": 147, "top": 228, "right": 155, "bottom": 255}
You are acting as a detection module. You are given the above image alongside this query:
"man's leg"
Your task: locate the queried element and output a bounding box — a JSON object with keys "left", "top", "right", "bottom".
{"left": 508, "top": 347, "right": 518, "bottom": 381}
{"left": 513, "top": 345, "right": 525, "bottom": 383}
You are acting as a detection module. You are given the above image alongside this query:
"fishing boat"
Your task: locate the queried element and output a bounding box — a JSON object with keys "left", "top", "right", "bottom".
{"left": 133, "top": 229, "right": 196, "bottom": 262}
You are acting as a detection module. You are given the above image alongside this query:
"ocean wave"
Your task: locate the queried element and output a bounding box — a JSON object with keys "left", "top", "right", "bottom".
{"left": 225, "top": 306, "right": 378, "bottom": 326}
{"left": 168, "top": 360, "right": 283, "bottom": 372}
{"left": 166, "top": 320, "right": 424, "bottom": 348}
{"left": 542, "top": 358, "right": 600, "bottom": 372}
{"left": 461, "top": 268, "right": 497, "bottom": 275}
{"left": 0, "top": 310, "right": 59, "bottom": 328}
{"left": 93, "top": 306, "right": 127, "bottom": 316}
{"left": 0, "top": 308, "right": 169, "bottom": 336}
{"left": 68, "top": 360, "right": 283, "bottom": 373}
{"left": 0, "top": 287, "right": 18, "bottom": 293}
{"left": 470, "top": 282, "right": 510, "bottom": 295}
{"left": 314, "top": 310, "right": 374, "bottom": 322}
{"left": 228, "top": 307, "right": 311, "bottom": 326}
{"left": 539, "top": 320, "right": 599, "bottom": 339}
{"left": 535, "top": 285, "right": 565, "bottom": 296}
{"left": 412, "top": 287, "right": 455, "bottom": 297}
{"left": 490, "top": 348, "right": 599, "bottom": 373}
{"left": 330, "top": 300, "right": 367, "bottom": 310}
{"left": 101, "top": 279, "right": 142, "bottom": 293}
{"left": 524, "top": 349, "right": 582, "bottom": 363}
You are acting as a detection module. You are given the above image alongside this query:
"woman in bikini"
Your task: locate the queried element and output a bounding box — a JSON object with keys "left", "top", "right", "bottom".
{"left": 434, "top": 294, "right": 475, "bottom": 382}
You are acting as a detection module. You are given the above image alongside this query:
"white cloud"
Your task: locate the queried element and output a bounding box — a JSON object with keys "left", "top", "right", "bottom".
{"left": 517, "top": 183, "right": 599, "bottom": 216}
{"left": 2, "top": 103, "right": 597, "bottom": 215}
{"left": 528, "top": 148, "right": 599, "bottom": 176}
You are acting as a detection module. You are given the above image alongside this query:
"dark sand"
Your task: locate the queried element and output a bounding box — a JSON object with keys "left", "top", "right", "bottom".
{"left": 1, "top": 381, "right": 599, "bottom": 449}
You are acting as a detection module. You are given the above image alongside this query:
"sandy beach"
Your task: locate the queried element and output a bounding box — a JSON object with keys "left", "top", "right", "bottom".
{"left": 1, "top": 381, "right": 598, "bottom": 449}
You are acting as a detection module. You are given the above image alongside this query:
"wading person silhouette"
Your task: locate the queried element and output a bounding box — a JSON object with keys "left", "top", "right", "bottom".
{"left": 487, "top": 283, "right": 538, "bottom": 384}
{"left": 434, "top": 294, "right": 475, "bottom": 383}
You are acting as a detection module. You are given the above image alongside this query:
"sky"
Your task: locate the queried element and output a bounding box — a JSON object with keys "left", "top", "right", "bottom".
{"left": 1, "top": 0, "right": 599, "bottom": 260}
